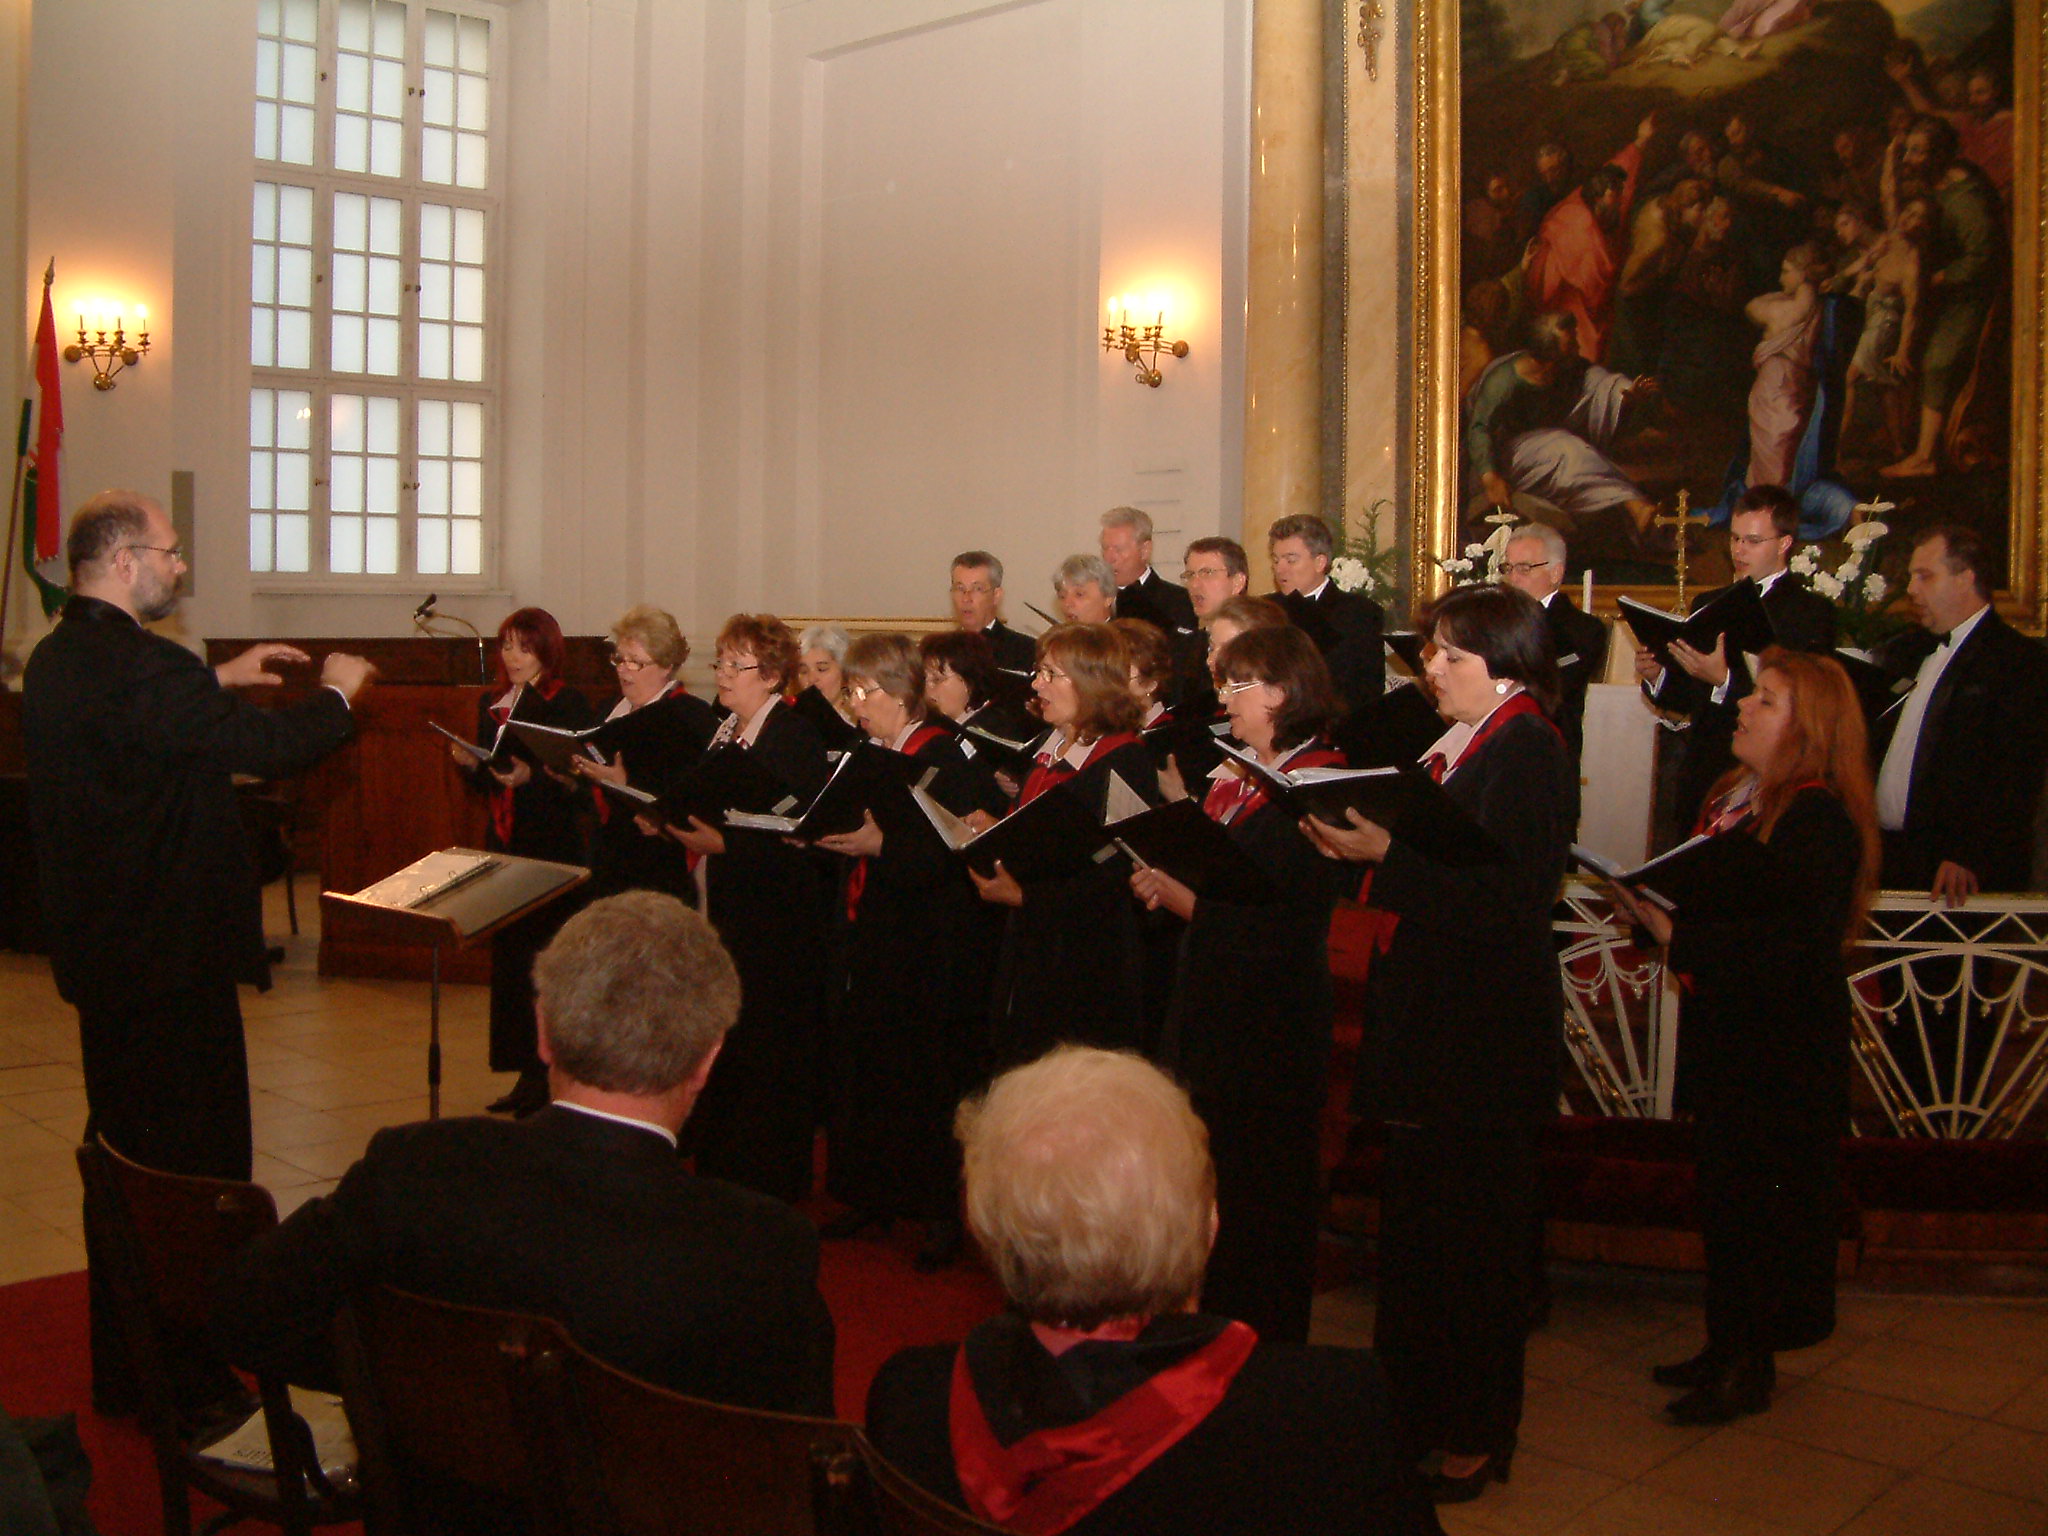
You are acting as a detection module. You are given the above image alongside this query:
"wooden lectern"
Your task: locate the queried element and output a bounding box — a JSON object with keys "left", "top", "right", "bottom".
{"left": 322, "top": 849, "right": 588, "bottom": 1119}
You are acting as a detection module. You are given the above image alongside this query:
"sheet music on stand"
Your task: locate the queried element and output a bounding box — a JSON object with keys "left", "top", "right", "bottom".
{"left": 323, "top": 848, "right": 589, "bottom": 1117}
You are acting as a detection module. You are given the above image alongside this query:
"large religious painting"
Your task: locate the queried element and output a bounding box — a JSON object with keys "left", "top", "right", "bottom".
{"left": 1407, "top": 0, "right": 2043, "bottom": 620}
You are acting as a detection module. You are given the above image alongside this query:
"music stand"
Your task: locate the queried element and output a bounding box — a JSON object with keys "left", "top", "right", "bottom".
{"left": 321, "top": 849, "right": 590, "bottom": 1119}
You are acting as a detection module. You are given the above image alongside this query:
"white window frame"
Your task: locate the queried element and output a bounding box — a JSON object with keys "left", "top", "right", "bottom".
{"left": 248, "top": 0, "right": 505, "bottom": 593}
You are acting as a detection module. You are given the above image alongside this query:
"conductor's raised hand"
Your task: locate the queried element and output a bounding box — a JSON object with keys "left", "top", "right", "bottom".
{"left": 1301, "top": 808, "right": 1391, "bottom": 863}
{"left": 318, "top": 651, "right": 377, "bottom": 701}
{"left": 215, "top": 642, "right": 310, "bottom": 690}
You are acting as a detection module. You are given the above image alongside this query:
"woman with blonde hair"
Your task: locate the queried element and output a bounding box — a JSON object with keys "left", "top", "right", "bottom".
{"left": 973, "top": 624, "right": 1159, "bottom": 1068}
{"left": 1609, "top": 648, "right": 1878, "bottom": 1426}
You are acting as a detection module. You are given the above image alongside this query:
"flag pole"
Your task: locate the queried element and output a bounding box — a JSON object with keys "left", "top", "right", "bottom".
{"left": 0, "top": 260, "right": 46, "bottom": 657}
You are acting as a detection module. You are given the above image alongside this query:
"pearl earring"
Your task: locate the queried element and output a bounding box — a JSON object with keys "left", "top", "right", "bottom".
{"left": 1494, "top": 680, "right": 1510, "bottom": 695}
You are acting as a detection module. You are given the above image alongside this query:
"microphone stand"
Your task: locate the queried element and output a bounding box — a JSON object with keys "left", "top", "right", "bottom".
{"left": 413, "top": 605, "right": 489, "bottom": 683}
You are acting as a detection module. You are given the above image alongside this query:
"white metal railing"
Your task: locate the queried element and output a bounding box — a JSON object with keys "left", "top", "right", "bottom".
{"left": 1553, "top": 883, "right": 2048, "bottom": 1140}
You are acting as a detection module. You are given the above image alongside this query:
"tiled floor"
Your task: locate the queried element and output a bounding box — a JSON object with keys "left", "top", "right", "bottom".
{"left": 2, "top": 888, "right": 2045, "bottom": 1533}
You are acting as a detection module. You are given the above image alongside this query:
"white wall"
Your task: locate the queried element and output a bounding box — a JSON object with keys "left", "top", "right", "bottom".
{"left": 3, "top": 0, "right": 1250, "bottom": 659}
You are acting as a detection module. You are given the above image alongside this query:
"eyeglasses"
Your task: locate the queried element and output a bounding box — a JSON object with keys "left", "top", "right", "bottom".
{"left": 1032, "top": 665, "right": 1070, "bottom": 684}
{"left": 1182, "top": 565, "right": 1231, "bottom": 582}
{"left": 848, "top": 683, "right": 890, "bottom": 704}
{"left": 1216, "top": 678, "right": 1264, "bottom": 699}
{"left": 609, "top": 652, "right": 657, "bottom": 673}
{"left": 1499, "top": 560, "right": 1557, "bottom": 577}
{"left": 123, "top": 543, "right": 184, "bottom": 562}
{"left": 1729, "top": 533, "right": 1779, "bottom": 548}
{"left": 712, "top": 658, "right": 761, "bottom": 676}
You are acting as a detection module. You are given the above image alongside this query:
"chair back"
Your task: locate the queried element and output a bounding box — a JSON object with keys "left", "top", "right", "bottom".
{"left": 333, "top": 1284, "right": 575, "bottom": 1536}
{"left": 76, "top": 1136, "right": 358, "bottom": 1535}
{"left": 856, "top": 1440, "right": 1013, "bottom": 1536}
{"left": 555, "top": 1332, "right": 865, "bottom": 1536}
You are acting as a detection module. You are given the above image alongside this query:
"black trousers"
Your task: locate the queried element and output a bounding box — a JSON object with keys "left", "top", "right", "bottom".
{"left": 78, "top": 977, "right": 251, "bottom": 1409}
{"left": 1696, "top": 1108, "right": 1840, "bottom": 1358}
{"left": 1374, "top": 1123, "right": 1539, "bottom": 1459}
{"left": 1196, "top": 1093, "right": 1322, "bottom": 1346}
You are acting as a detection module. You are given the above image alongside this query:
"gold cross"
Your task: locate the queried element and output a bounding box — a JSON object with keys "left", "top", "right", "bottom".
{"left": 1651, "top": 490, "right": 1712, "bottom": 609}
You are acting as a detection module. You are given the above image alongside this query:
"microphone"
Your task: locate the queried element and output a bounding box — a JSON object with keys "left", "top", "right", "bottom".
{"left": 413, "top": 592, "right": 439, "bottom": 621}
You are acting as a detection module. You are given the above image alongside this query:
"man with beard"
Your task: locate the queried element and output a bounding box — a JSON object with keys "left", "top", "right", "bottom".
{"left": 1880, "top": 115, "right": 2003, "bottom": 480}
{"left": 23, "top": 490, "right": 373, "bottom": 1420}
{"left": 1525, "top": 114, "right": 1655, "bottom": 362}
{"left": 1464, "top": 310, "right": 1661, "bottom": 547}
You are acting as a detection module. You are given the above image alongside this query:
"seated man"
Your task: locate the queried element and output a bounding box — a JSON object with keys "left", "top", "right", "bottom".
{"left": 211, "top": 891, "right": 834, "bottom": 1417}
{"left": 865, "top": 1046, "right": 1439, "bottom": 1536}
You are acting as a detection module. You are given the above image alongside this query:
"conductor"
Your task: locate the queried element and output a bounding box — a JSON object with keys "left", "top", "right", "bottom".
{"left": 22, "top": 490, "right": 374, "bottom": 1417}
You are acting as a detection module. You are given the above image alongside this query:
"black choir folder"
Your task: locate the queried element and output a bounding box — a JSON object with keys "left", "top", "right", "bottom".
{"left": 429, "top": 719, "right": 512, "bottom": 768}
{"left": 1618, "top": 583, "right": 1776, "bottom": 672}
{"left": 911, "top": 777, "right": 1113, "bottom": 883}
{"left": 724, "top": 742, "right": 927, "bottom": 840}
{"left": 1572, "top": 833, "right": 1771, "bottom": 913}
{"left": 1214, "top": 742, "right": 1505, "bottom": 867}
{"left": 1105, "top": 794, "right": 1279, "bottom": 905}
{"left": 660, "top": 743, "right": 813, "bottom": 830}
{"left": 505, "top": 719, "right": 609, "bottom": 774}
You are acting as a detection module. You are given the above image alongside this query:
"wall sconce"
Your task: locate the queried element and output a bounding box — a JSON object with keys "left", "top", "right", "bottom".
{"left": 64, "top": 302, "right": 151, "bottom": 390}
{"left": 1101, "top": 294, "right": 1188, "bottom": 387}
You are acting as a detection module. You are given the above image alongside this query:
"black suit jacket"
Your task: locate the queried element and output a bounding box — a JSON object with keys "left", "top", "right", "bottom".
{"left": 211, "top": 1105, "right": 835, "bottom": 1416}
{"left": 22, "top": 596, "right": 356, "bottom": 1015}
{"left": 1281, "top": 583, "right": 1385, "bottom": 715}
{"left": 1542, "top": 593, "right": 1610, "bottom": 766}
{"left": 1648, "top": 576, "right": 1835, "bottom": 823}
{"left": 865, "top": 1318, "right": 1441, "bottom": 1536}
{"left": 976, "top": 621, "right": 1038, "bottom": 675}
{"left": 1875, "top": 610, "right": 2048, "bottom": 892}
{"left": 1116, "top": 568, "right": 1198, "bottom": 635}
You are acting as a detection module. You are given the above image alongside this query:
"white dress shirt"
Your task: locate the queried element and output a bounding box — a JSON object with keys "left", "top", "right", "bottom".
{"left": 1875, "top": 603, "right": 1989, "bottom": 831}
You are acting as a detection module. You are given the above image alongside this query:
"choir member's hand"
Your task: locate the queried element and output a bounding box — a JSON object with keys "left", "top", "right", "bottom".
{"left": 1301, "top": 808, "right": 1391, "bottom": 863}
{"left": 1604, "top": 882, "right": 1673, "bottom": 945}
{"left": 216, "top": 642, "right": 311, "bottom": 690}
{"left": 574, "top": 751, "right": 628, "bottom": 787}
{"left": 1668, "top": 634, "right": 1729, "bottom": 687}
{"left": 962, "top": 809, "right": 1000, "bottom": 833}
{"left": 1130, "top": 866, "right": 1196, "bottom": 921}
{"left": 490, "top": 757, "right": 532, "bottom": 788}
{"left": 1158, "top": 753, "right": 1189, "bottom": 804}
{"left": 1930, "top": 860, "right": 1979, "bottom": 909}
{"left": 634, "top": 812, "right": 667, "bottom": 839}
{"left": 1633, "top": 646, "right": 1663, "bottom": 686}
{"left": 545, "top": 764, "right": 582, "bottom": 789}
{"left": 993, "top": 769, "right": 1022, "bottom": 801}
{"left": 668, "top": 815, "right": 726, "bottom": 857}
{"left": 969, "top": 860, "right": 1025, "bottom": 907}
{"left": 817, "top": 812, "right": 884, "bottom": 858}
{"left": 318, "top": 651, "right": 377, "bottom": 701}
{"left": 449, "top": 741, "right": 476, "bottom": 768}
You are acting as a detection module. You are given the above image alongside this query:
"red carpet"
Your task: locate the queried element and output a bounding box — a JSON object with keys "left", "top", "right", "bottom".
{"left": 0, "top": 1240, "right": 1005, "bottom": 1533}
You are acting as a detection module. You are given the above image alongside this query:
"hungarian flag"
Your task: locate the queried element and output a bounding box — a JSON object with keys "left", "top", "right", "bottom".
{"left": 20, "top": 265, "right": 65, "bottom": 616}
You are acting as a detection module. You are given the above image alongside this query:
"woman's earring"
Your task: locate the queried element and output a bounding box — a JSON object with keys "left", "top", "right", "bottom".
{"left": 1494, "top": 680, "right": 1510, "bottom": 695}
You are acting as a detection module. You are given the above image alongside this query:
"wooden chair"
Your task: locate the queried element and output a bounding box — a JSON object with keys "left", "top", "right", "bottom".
{"left": 855, "top": 1440, "right": 1013, "bottom": 1535}
{"left": 552, "top": 1331, "right": 867, "bottom": 1536}
{"left": 331, "top": 1285, "right": 575, "bottom": 1536}
{"left": 74, "top": 1137, "right": 362, "bottom": 1536}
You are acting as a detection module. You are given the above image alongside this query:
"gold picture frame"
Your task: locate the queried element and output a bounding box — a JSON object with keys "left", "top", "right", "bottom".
{"left": 1404, "top": 0, "right": 2044, "bottom": 627}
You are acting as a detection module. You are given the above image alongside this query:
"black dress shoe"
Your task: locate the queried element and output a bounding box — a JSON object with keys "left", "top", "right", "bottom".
{"left": 1651, "top": 1349, "right": 1724, "bottom": 1391}
{"left": 1667, "top": 1353, "right": 1774, "bottom": 1425}
{"left": 1425, "top": 1446, "right": 1513, "bottom": 1504}
{"left": 819, "top": 1209, "right": 889, "bottom": 1240}
{"left": 913, "top": 1218, "right": 964, "bottom": 1273}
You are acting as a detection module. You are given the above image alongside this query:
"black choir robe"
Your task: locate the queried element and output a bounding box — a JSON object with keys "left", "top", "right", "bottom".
{"left": 585, "top": 686, "right": 719, "bottom": 904}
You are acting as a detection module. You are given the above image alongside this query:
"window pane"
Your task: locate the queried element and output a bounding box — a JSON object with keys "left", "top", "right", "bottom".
{"left": 371, "top": 118, "right": 402, "bottom": 178}
{"left": 280, "top": 105, "right": 316, "bottom": 164}
{"left": 453, "top": 266, "right": 483, "bottom": 324}
{"left": 372, "top": 57, "right": 404, "bottom": 117}
{"left": 252, "top": 181, "right": 277, "bottom": 240}
{"left": 338, "top": 0, "right": 370, "bottom": 51}
{"left": 334, "top": 114, "right": 369, "bottom": 175}
{"left": 279, "top": 185, "right": 314, "bottom": 244}
{"left": 334, "top": 193, "right": 368, "bottom": 251}
{"left": 451, "top": 403, "right": 482, "bottom": 457}
{"left": 255, "top": 103, "right": 280, "bottom": 162}
{"left": 418, "top": 399, "right": 450, "bottom": 455}
{"left": 419, "top": 324, "right": 450, "bottom": 379}
{"left": 281, "top": 42, "right": 317, "bottom": 103}
{"left": 452, "top": 518, "right": 481, "bottom": 575}
{"left": 250, "top": 450, "right": 274, "bottom": 506}
{"left": 424, "top": 9, "right": 455, "bottom": 66}
{"left": 251, "top": 247, "right": 277, "bottom": 306}
{"left": 367, "top": 318, "right": 402, "bottom": 375}
{"left": 452, "top": 327, "right": 483, "bottom": 382}
{"left": 279, "top": 392, "right": 313, "bottom": 449}
{"left": 256, "top": 39, "right": 280, "bottom": 99}
{"left": 250, "top": 513, "right": 275, "bottom": 573}
{"left": 278, "top": 452, "right": 311, "bottom": 510}
{"left": 258, "top": 0, "right": 279, "bottom": 33}
{"left": 421, "top": 128, "right": 454, "bottom": 186}
{"left": 367, "top": 396, "right": 400, "bottom": 452}
{"left": 250, "top": 390, "right": 274, "bottom": 448}
{"left": 331, "top": 515, "right": 364, "bottom": 574}
{"left": 419, "top": 264, "right": 450, "bottom": 320}
{"left": 336, "top": 52, "right": 369, "bottom": 113}
{"left": 418, "top": 517, "right": 449, "bottom": 575}
{"left": 333, "top": 315, "right": 366, "bottom": 373}
{"left": 332, "top": 253, "right": 367, "bottom": 315}
{"left": 251, "top": 309, "right": 276, "bottom": 367}
{"left": 331, "top": 393, "right": 365, "bottom": 453}
{"left": 452, "top": 460, "right": 481, "bottom": 516}
{"left": 458, "top": 15, "right": 488, "bottom": 71}
{"left": 423, "top": 71, "right": 453, "bottom": 127}
{"left": 369, "top": 256, "right": 402, "bottom": 315}
{"left": 454, "top": 208, "right": 485, "bottom": 264}
{"left": 332, "top": 455, "right": 364, "bottom": 512}
{"left": 455, "top": 136, "right": 487, "bottom": 190}
{"left": 418, "top": 460, "right": 449, "bottom": 516}
{"left": 373, "top": 0, "right": 405, "bottom": 55}
{"left": 278, "top": 247, "right": 313, "bottom": 306}
{"left": 368, "top": 456, "right": 399, "bottom": 512}
{"left": 369, "top": 197, "right": 401, "bottom": 254}
{"left": 419, "top": 203, "right": 451, "bottom": 259}
{"left": 457, "top": 74, "right": 486, "bottom": 132}
{"left": 276, "top": 514, "right": 311, "bottom": 572}
{"left": 367, "top": 516, "right": 399, "bottom": 574}
{"left": 277, "top": 310, "right": 312, "bottom": 370}
{"left": 281, "top": 0, "right": 316, "bottom": 41}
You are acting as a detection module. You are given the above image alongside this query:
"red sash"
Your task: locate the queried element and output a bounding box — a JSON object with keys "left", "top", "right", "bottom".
{"left": 1357, "top": 691, "right": 1557, "bottom": 946}
{"left": 1201, "top": 740, "right": 1343, "bottom": 826}
{"left": 947, "top": 1321, "right": 1257, "bottom": 1536}
{"left": 847, "top": 723, "right": 953, "bottom": 920}
{"left": 1017, "top": 732, "right": 1141, "bottom": 807}
{"left": 483, "top": 677, "right": 565, "bottom": 846}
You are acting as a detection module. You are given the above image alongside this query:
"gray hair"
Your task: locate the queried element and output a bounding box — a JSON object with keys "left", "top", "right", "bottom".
{"left": 67, "top": 491, "right": 154, "bottom": 579}
{"left": 1055, "top": 553, "right": 1116, "bottom": 599}
{"left": 532, "top": 893, "right": 740, "bottom": 1096}
{"left": 797, "top": 623, "right": 850, "bottom": 661}
{"left": 959, "top": 1047, "right": 1214, "bottom": 1329}
{"left": 1508, "top": 522, "right": 1567, "bottom": 567}
{"left": 842, "top": 631, "right": 925, "bottom": 711}
{"left": 1099, "top": 506, "right": 1154, "bottom": 543}
{"left": 952, "top": 550, "right": 1005, "bottom": 588}
{"left": 1265, "top": 513, "right": 1334, "bottom": 563}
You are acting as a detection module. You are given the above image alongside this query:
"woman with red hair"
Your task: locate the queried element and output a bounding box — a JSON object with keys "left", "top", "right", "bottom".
{"left": 448, "top": 607, "right": 596, "bottom": 1116}
{"left": 1609, "top": 648, "right": 1879, "bottom": 1426}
